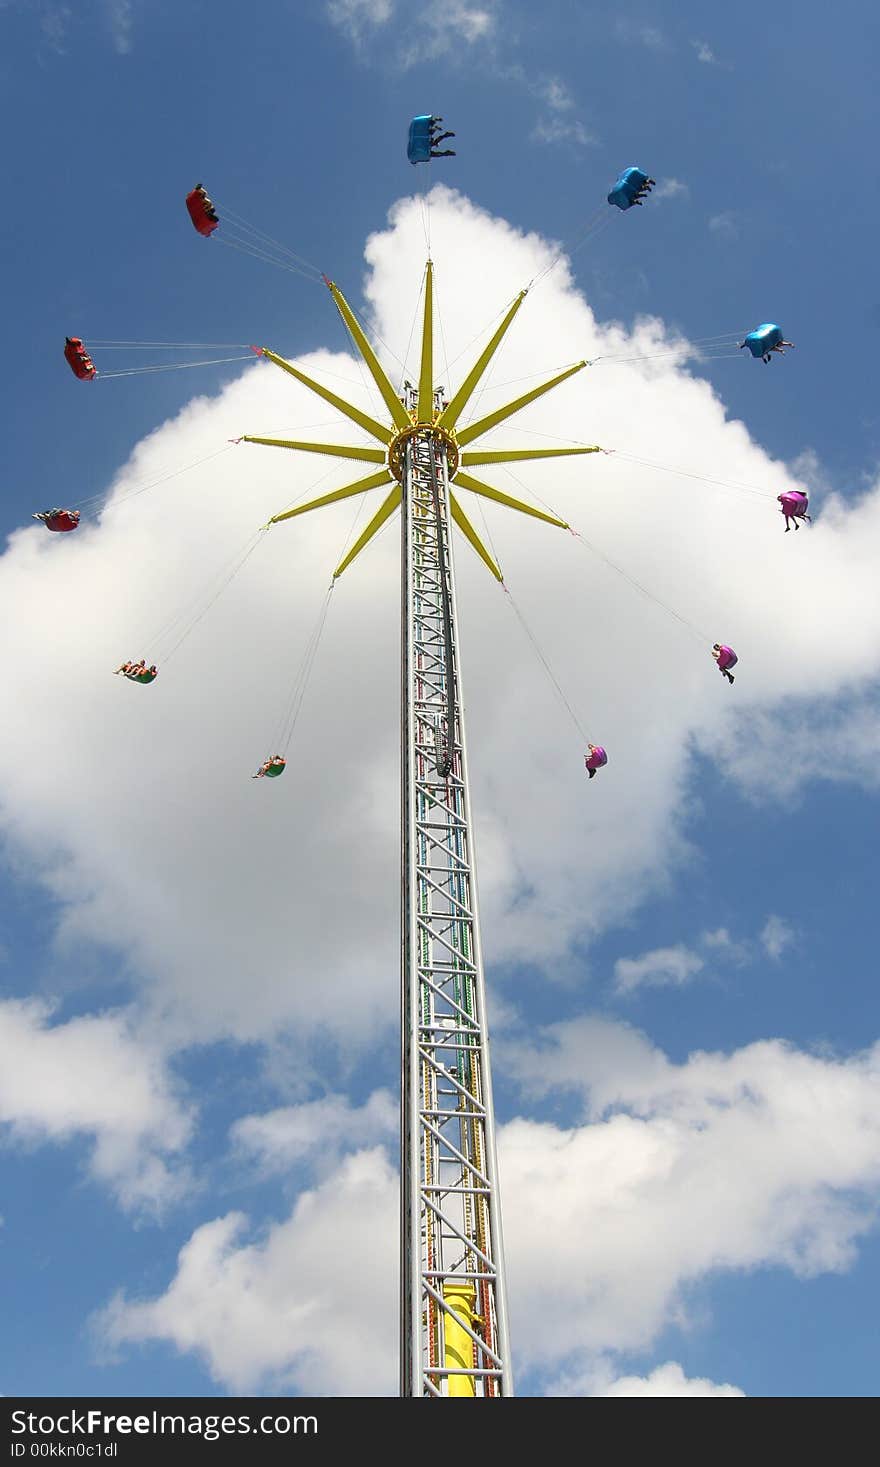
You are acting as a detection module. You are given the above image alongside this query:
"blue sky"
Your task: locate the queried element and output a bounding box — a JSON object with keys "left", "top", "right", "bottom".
{"left": 1, "top": 0, "right": 879, "bottom": 1398}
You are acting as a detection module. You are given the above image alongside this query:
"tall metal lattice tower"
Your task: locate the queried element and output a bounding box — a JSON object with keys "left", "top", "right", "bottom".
{"left": 399, "top": 386, "right": 512, "bottom": 1396}
{"left": 243, "top": 261, "right": 599, "bottom": 1396}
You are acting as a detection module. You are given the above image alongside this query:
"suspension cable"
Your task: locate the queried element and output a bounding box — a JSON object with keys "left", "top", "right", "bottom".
{"left": 71, "top": 444, "right": 234, "bottom": 514}
{"left": 269, "top": 583, "right": 336, "bottom": 758}
{"left": 95, "top": 354, "right": 255, "bottom": 380}
{"left": 432, "top": 265, "right": 453, "bottom": 403}
{"left": 214, "top": 233, "right": 320, "bottom": 283}
{"left": 568, "top": 527, "right": 708, "bottom": 646}
{"left": 162, "top": 530, "right": 269, "bottom": 664}
{"left": 439, "top": 294, "right": 520, "bottom": 381}
{"left": 258, "top": 468, "right": 374, "bottom": 763}
{"left": 419, "top": 167, "right": 432, "bottom": 258}
{"left": 484, "top": 454, "right": 714, "bottom": 649}
{"left": 607, "top": 451, "right": 778, "bottom": 503}
{"left": 399, "top": 266, "right": 427, "bottom": 392}
{"left": 527, "top": 203, "right": 613, "bottom": 291}
{"left": 136, "top": 528, "right": 268, "bottom": 666}
{"left": 86, "top": 339, "right": 254, "bottom": 350}
{"left": 214, "top": 202, "right": 324, "bottom": 281}
{"left": 501, "top": 582, "right": 589, "bottom": 744}
{"left": 259, "top": 457, "right": 356, "bottom": 524}
{"left": 586, "top": 330, "right": 744, "bottom": 367}
{"left": 491, "top": 429, "right": 781, "bottom": 507}
{"left": 588, "top": 343, "right": 741, "bottom": 368}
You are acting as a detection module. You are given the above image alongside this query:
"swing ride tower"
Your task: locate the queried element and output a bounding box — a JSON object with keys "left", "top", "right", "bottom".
{"left": 397, "top": 381, "right": 511, "bottom": 1397}
{"left": 243, "top": 261, "right": 600, "bottom": 1396}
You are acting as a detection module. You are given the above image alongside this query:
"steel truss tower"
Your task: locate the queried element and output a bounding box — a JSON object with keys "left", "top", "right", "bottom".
{"left": 245, "top": 259, "right": 600, "bottom": 1397}
{"left": 400, "top": 391, "right": 511, "bottom": 1395}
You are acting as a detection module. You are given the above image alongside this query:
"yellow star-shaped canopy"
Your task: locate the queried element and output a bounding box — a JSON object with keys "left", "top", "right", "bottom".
{"left": 242, "top": 262, "right": 601, "bottom": 580}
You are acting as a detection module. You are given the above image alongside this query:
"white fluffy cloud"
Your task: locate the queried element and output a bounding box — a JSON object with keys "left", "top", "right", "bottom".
{"left": 612, "top": 916, "right": 788, "bottom": 993}
{"left": 1, "top": 184, "right": 879, "bottom": 1059}
{"left": 532, "top": 115, "right": 594, "bottom": 148}
{"left": 552, "top": 1360, "right": 745, "bottom": 1396}
{"left": 615, "top": 19, "right": 669, "bottom": 51}
{"left": 698, "top": 691, "right": 880, "bottom": 801}
{"left": 97, "top": 1148, "right": 398, "bottom": 1395}
{"left": 760, "top": 914, "right": 795, "bottom": 959}
{"left": 708, "top": 211, "right": 739, "bottom": 237}
{"left": 326, "top": 0, "right": 496, "bottom": 61}
{"left": 231, "top": 1089, "right": 396, "bottom": 1175}
{"left": 500, "top": 1017, "right": 880, "bottom": 1365}
{"left": 325, "top": 0, "right": 592, "bottom": 148}
{"left": 652, "top": 178, "right": 689, "bottom": 202}
{"left": 0, "top": 999, "right": 191, "bottom": 1209}
{"left": 106, "top": 0, "right": 133, "bottom": 53}
{"left": 97, "top": 1018, "right": 880, "bottom": 1392}
{"left": 613, "top": 943, "right": 704, "bottom": 993}
{"left": 325, "top": 0, "right": 393, "bottom": 46}
{"left": 692, "top": 40, "right": 718, "bottom": 65}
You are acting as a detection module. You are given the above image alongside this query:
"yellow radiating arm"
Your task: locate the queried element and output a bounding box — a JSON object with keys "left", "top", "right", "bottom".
{"left": 455, "top": 361, "right": 587, "bottom": 447}
{"left": 436, "top": 291, "right": 527, "bottom": 432}
{"left": 454, "top": 471, "right": 568, "bottom": 529}
{"left": 417, "top": 261, "right": 434, "bottom": 423}
{"left": 260, "top": 348, "right": 392, "bottom": 444}
{"left": 242, "top": 436, "right": 385, "bottom": 465}
{"left": 325, "top": 279, "right": 411, "bottom": 431}
{"left": 460, "top": 445, "right": 600, "bottom": 466}
{"left": 269, "top": 471, "right": 392, "bottom": 525}
{"left": 334, "top": 484, "right": 401, "bottom": 578}
{"left": 449, "top": 492, "right": 503, "bottom": 581}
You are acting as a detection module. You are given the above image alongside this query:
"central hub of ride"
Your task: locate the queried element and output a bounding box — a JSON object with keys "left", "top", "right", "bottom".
{"left": 388, "top": 422, "right": 459, "bottom": 483}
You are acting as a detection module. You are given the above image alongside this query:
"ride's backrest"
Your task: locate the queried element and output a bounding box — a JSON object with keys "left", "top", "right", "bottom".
{"left": 607, "top": 167, "right": 649, "bottom": 210}
{"left": 407, "top": 115, "right": 434, "bottom": 165}
{"left": 186, "top": 187, "right": 219, "bottom": 237}
{"left": 753, "top": 324, "right": 783, "bottom": 351}
{"left": 64, "top": 339, "right": 96, "bottom": 378}
{"left": 779, "top": 491, "right": 807, "bottom": 513}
